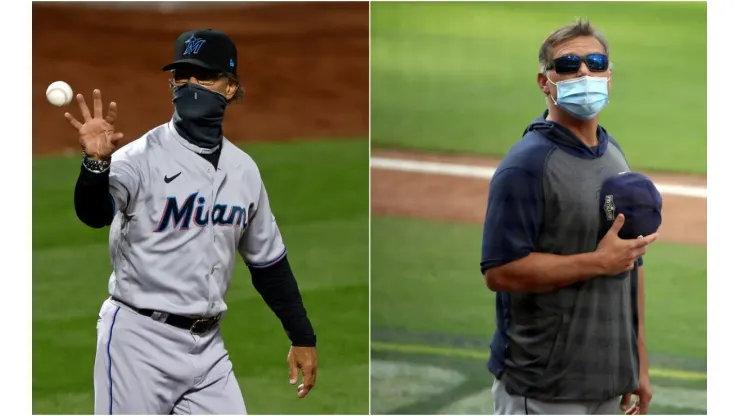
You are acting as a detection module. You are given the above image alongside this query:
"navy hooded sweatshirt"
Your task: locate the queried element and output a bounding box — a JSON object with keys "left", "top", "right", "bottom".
{"left": 480, "top": 110, "right": 641, "bottom": 401}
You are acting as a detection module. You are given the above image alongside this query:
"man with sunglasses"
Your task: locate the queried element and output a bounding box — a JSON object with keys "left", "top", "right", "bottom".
{"left": 64, "top": 29, "right": 318, "bottom": 414}
{"left": 480, "top": 19, "right": 657, "bottom": 415}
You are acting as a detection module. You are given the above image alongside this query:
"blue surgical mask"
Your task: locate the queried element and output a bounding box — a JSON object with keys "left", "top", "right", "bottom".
{"left": 548, "top": 75, "right": 610, "bottom": 120}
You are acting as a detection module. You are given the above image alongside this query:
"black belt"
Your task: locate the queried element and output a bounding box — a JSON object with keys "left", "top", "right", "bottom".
{"left": 112, "top": 297, "right": 221, "bottom": 335}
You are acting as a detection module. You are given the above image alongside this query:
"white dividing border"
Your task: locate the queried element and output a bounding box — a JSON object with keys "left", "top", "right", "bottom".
{"left": 4, "top": 0, "right": 31, "bottom": 413}
{"left": 371, "top": 157, "right": 708, "bottom": 199}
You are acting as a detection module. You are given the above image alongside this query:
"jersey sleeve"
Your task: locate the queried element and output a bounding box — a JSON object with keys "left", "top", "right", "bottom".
{"left": 480, "top": 167, "right": 545, "bottom": 273}
{"left": 239, "top": 181, "right": 287, "bottom": 268}
{"left": 108, "top": 152, "right": 141, "bottom": 214}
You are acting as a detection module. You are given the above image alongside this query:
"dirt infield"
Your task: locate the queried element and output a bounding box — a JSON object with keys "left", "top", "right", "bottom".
{"left": 372, "top": 150, "right": 706, "bottom": 246}
{"left": 32, "top": 2, "right": 368, "bottom": 155}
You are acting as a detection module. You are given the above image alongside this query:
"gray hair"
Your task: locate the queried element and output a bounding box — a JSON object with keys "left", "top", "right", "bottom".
{"left": 538, "top": 18, "right": 611, "bottom": 73}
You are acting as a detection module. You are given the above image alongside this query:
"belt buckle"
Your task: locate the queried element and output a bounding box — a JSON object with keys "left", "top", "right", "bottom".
{"left": 189, "top": 315, "right": 219, "bottom": 335}
{"left": 190, "top": 318, "right": 211, "bottom": 335}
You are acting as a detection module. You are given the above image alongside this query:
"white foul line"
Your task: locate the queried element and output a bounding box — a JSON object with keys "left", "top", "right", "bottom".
{"left": 371, "top": 157, "right": 707, "bottom": 199}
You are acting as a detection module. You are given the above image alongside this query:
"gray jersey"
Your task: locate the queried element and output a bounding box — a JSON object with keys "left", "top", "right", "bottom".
{"left": 481, "top": 114, "right": 640, "bottom": 401}
{"left": 106, "top": 120, "right": 286, "bottom": 317}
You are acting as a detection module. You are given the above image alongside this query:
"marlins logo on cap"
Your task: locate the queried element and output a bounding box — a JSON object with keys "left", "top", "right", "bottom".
{"left": 162, "top": 29, "right": 238, "bottom": 75}
{"left": 183, "top": 35, "right": 206, "bottom": 56}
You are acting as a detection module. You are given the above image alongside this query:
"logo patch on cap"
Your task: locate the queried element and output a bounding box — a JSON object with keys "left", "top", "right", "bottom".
{"left": 183, "top": 35, "right": 206, "bottom": 56}
{"left": 229, "top": 58, "right": 235, "bottom": 68}
{"left": 604, "top": 194, "right": 615, "bottom": 221}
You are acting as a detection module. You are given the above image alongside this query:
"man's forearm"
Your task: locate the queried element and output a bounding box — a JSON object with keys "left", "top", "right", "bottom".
{"left": 74, "top": 165, "right": 115, "bottom": 228}
{"left": 249, "top": 255, "right": 316, "bottom": 347}
{"left": 485, "top": 252, "right": 605, "bottom": 293}
{"left": 637, "top": 266, "right": 649, "bottom": 374}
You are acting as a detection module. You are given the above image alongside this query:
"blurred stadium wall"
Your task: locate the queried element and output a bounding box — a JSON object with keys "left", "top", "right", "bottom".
{"left": 33, "top": 1, "right": 369, "bottom": 155}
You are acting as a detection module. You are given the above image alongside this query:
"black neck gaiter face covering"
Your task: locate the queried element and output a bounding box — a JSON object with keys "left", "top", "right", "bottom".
{"left": 172, "top": 83, "right": 227, "bottom": 149}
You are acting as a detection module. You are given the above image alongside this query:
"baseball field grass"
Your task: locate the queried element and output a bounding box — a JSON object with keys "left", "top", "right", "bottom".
{"left": 370, "top": 1, "right": 707, "bottom": 414}
{"left": 371, "top": 1, "right": 707, "bottom": 174}
{"left": 32, "top": 139, "right": 369, "bottom": 415}
{"left": 370, "top": 217, "right": 706, "bottom": 415}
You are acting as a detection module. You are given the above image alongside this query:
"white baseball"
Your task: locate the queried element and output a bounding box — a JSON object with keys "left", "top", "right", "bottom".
{"left": 46, "top": 81, "right": 74, "bottom": 107}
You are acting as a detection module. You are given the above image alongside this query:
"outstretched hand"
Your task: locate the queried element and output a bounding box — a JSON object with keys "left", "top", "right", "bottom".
{"left": 64, "top": 89, "right": 124, "bottom": 161}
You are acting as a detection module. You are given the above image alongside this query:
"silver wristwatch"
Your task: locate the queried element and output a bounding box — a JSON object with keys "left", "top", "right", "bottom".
{"left": 82, "top": 153, "right": 111, "bottom": 173}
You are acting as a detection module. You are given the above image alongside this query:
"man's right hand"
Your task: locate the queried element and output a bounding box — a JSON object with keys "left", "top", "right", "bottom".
{"left": 64, "top": 89, "right": 124, "bottom": 161}
{"left": 595, "top": 214, "right": 658, "bottom": 275}
{"left": 287, "top": 346, "right": 318, "bottom": 399}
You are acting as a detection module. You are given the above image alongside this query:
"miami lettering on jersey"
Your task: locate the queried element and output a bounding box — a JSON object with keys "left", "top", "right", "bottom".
{"left": 155, "top": 191, "right": 248, "bottom": 232}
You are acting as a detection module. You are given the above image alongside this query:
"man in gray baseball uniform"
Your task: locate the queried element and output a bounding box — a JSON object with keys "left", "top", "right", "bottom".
{"left": 480, "top": 20, "right": 657, "bottom": 415}
{"left": 65, "top": 29, "right": 318, "bottom": 414}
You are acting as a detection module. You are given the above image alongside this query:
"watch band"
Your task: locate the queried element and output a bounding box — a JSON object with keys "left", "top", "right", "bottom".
{"left": 82, "top": 153, "right": 111, "bottom": 173}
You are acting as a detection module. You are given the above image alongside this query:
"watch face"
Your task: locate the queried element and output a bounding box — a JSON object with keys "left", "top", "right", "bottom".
{"left": 83, "top": 156, "right": 110, "bottom": 172}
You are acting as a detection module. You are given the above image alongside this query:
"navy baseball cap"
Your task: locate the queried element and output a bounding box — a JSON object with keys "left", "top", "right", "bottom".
{"left": 162, "top": 29, "right": 238, "bottom": 75}
{"left": 599, "top": 172, "right": 663, "bottom": 240}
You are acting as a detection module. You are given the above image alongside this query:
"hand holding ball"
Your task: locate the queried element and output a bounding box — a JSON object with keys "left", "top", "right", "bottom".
{"left": 46, "top": 81, "right": 74, "bottom": 107}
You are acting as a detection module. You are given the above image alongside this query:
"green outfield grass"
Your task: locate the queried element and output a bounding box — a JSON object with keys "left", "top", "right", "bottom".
{"left": 371, "top": 1, "right": 707, "bottom": 174}
{"left": 370, "top": 216, "right": 707, "bottom": 414}
{"left": 32, "top": 139, "right": 369, "bottom": 415}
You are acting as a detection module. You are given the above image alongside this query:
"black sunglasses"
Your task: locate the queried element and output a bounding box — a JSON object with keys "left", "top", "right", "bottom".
{"left": 547, "top": 53, "right": 609, "bottom": 75}
{"left": 171, "top": 67, "right": 224, "bottom": 84}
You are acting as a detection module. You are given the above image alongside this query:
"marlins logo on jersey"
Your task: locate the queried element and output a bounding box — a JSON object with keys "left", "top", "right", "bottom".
{"left": 105, "top": 122, "right": 287, "bottom": 317}
{"left": 154, "top": 192, "right": 248, "bottom": 232}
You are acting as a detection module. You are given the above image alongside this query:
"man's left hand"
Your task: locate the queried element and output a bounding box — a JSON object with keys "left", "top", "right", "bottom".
{"left": 287, "top": 346, "right": 318, "bottom": 398}
{"left": 621, "top": 371, "right": 652, "bottom": 414}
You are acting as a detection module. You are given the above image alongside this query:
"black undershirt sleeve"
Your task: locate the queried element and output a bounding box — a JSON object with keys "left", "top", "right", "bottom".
{"left": 74, "top": 165, "right": 115, "bottom": 228}
{"left": 248, "top": 255, "right": 317, "bottom": 347}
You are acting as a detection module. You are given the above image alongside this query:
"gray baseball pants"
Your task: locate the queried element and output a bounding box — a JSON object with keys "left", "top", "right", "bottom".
{"left": 93, "top": 297, "right": 247, "bottom": 414}
{"left": 492, "top": 377, "right": 621, "bottom": 415}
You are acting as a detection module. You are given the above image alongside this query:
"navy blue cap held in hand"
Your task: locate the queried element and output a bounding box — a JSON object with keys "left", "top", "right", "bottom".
{"left": 599, "top": 172, "right": 663, "bottom": 240}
